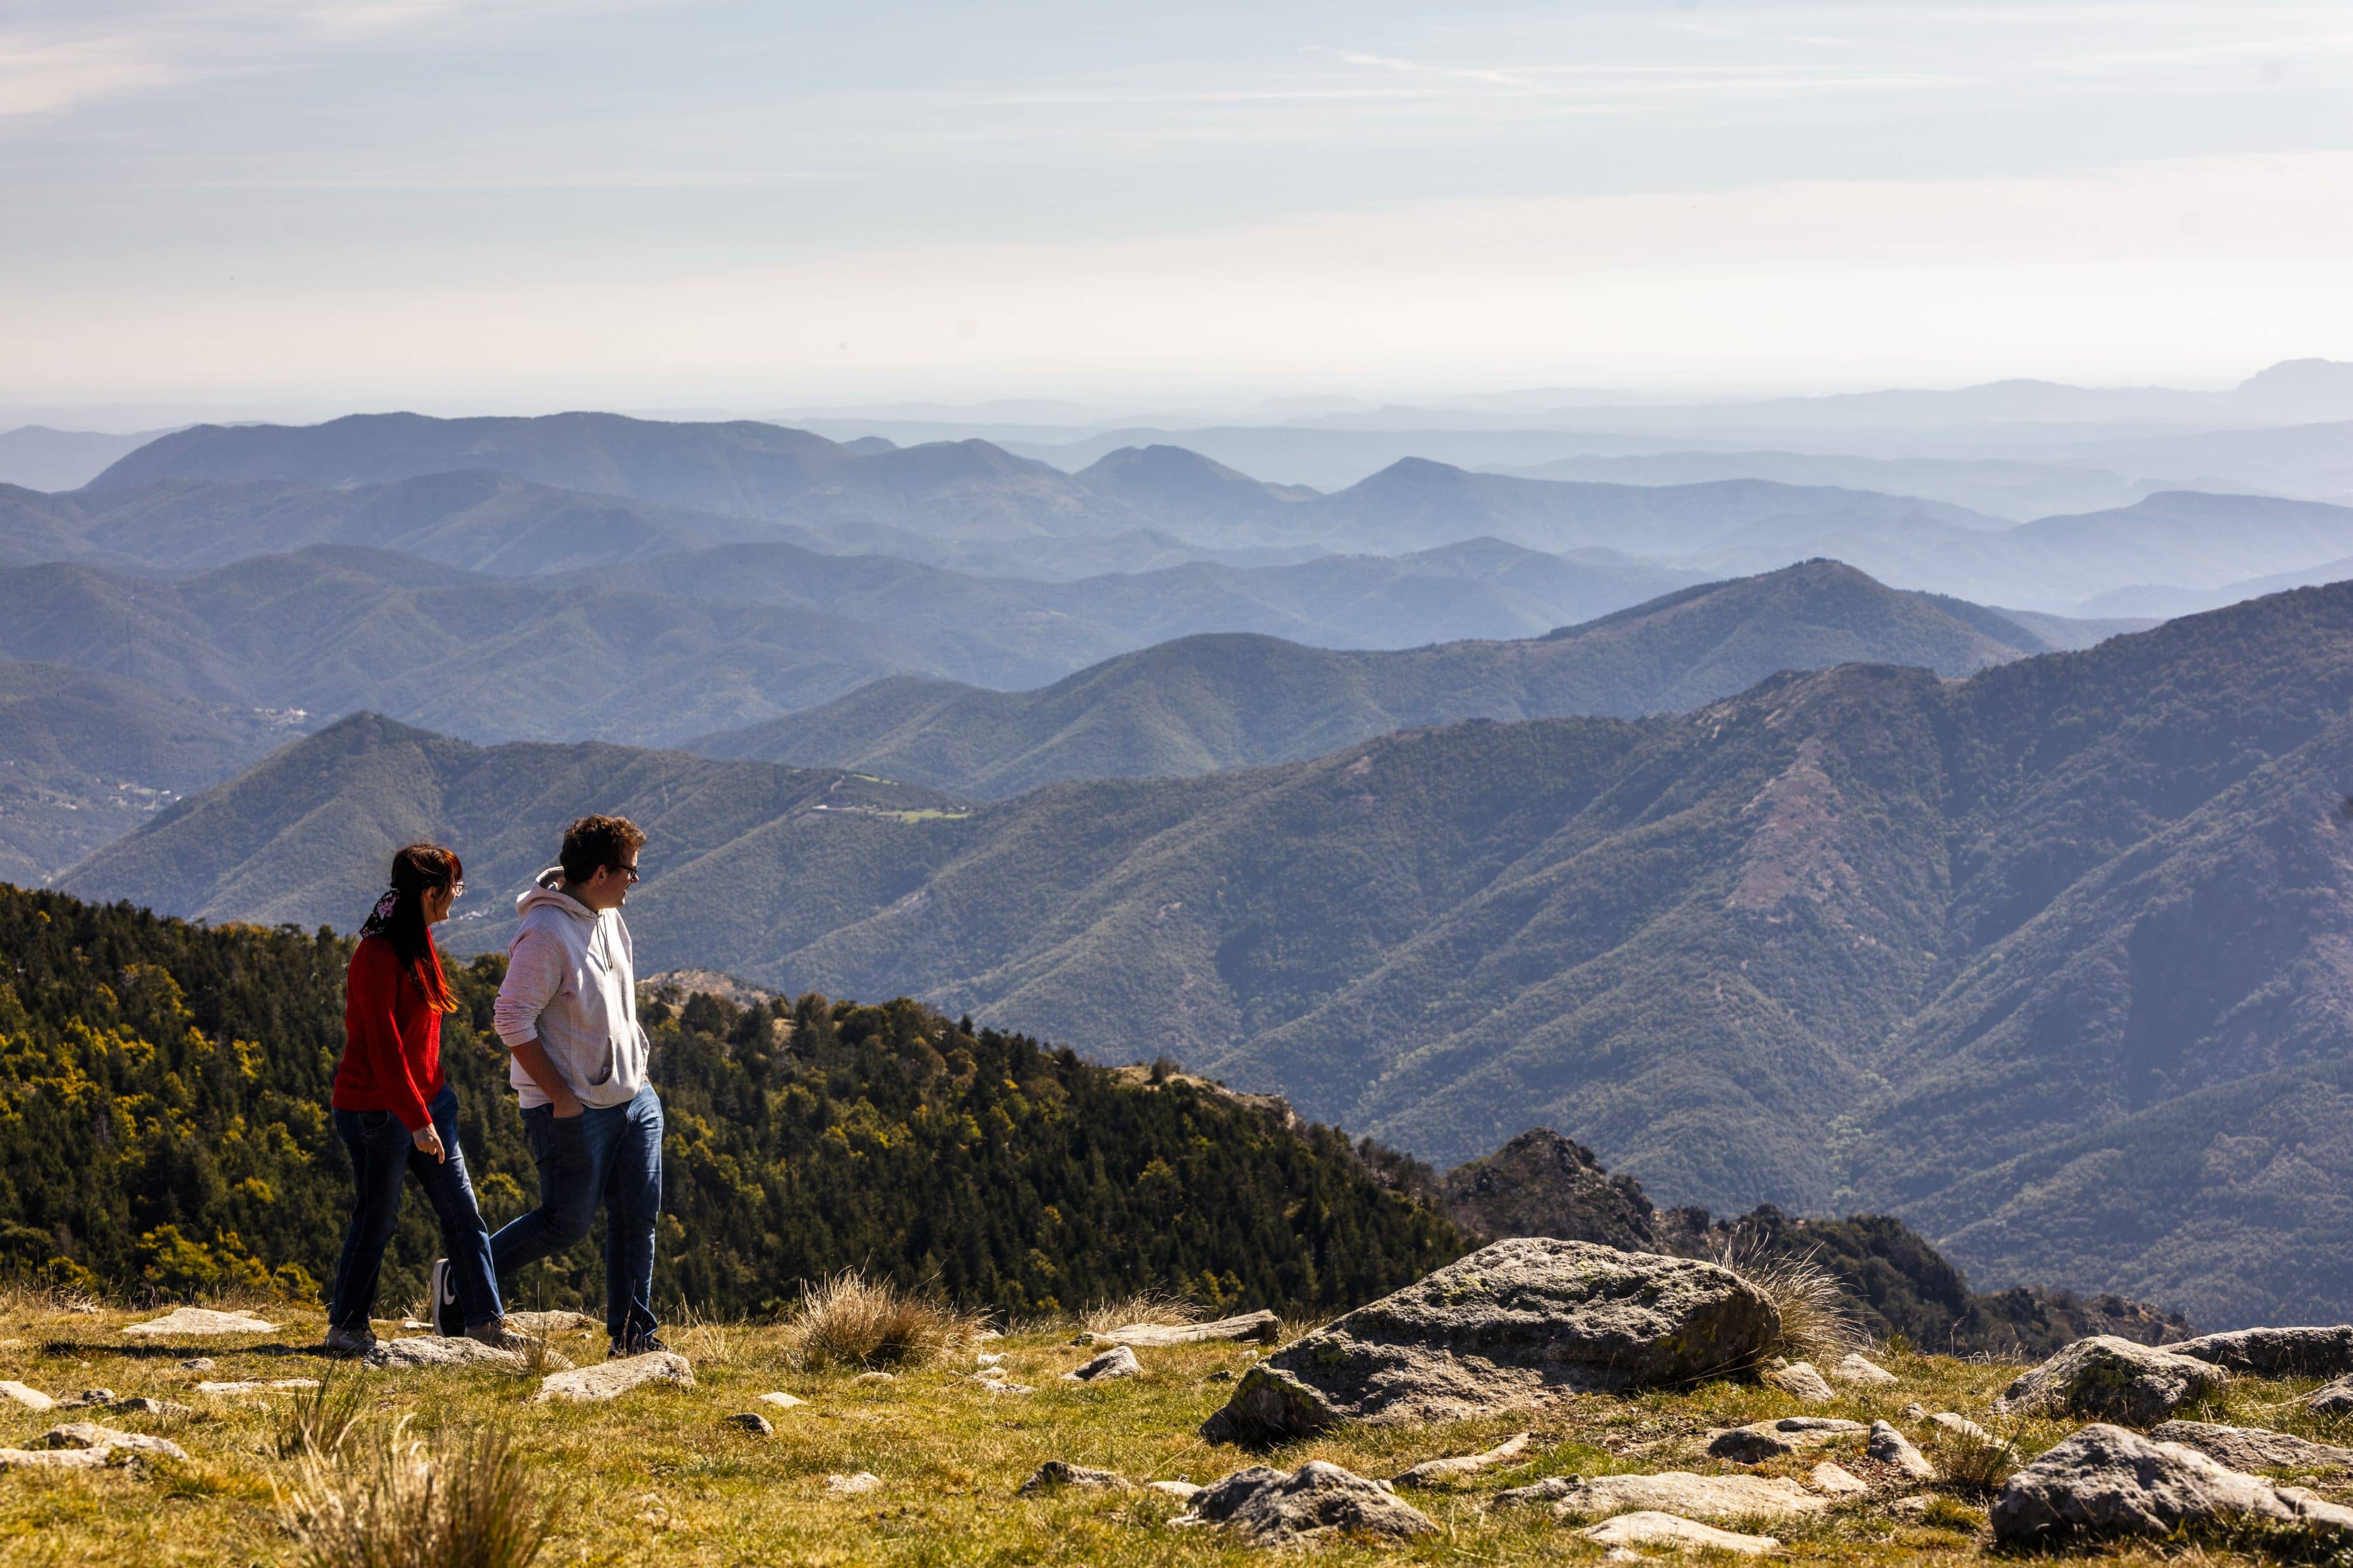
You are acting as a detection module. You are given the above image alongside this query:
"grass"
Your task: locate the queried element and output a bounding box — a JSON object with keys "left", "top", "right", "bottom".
{"left": 1, "top": 1298, "right": 2349, "bottom": 1566}
{"left": 1715, "top": 1241, "right": 1870, "bottom": 1367}
{"left": 783, "top": 1272, "right": 984, "bottom": 1372}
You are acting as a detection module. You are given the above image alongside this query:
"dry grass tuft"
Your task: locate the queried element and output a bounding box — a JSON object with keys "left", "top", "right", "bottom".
{"left": 1077, "top": 1291, "right": 1199, "bottom": 1335}
{"left": 1713, "top": 1240, "right": 1868, "bottom": 1365}
{"left": 1934, "top": 1419, "right": 2027, "bottom": 1499}
{"left": 275, "top": 1371, "right": 366, "bottom": 1462}
{"left": 282, "top": 1417, "right": 550, "bottom": 1568}
{"left": 783, "top": 1271, "right": 981, "bottom": 1372}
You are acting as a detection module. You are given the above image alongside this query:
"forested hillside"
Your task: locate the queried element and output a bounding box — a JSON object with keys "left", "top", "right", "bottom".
{"left": 0, "top": 885, "right": 1459, "bottom": 1318}
{"left": 71, "top": 582, "right": 2353, "bottom": 1324}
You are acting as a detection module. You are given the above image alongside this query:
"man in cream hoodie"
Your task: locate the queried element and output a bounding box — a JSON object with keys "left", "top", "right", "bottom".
{"left": 487, "top": 813, "right": 665, "bottom": 1358}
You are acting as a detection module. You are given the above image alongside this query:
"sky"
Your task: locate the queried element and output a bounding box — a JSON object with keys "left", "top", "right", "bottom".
{"left": 5, "top": 1, "right": 2353, "bottom": 420}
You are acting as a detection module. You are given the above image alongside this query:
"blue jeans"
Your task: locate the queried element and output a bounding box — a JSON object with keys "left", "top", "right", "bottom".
{"left": 329, "top": 1084, "right": 502, "bottom": 1332}
{"left": 490, "top": 1085, "right": 663, "bottom": 1347}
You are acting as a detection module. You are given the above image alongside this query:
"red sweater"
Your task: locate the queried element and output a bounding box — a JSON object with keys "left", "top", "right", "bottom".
{"left": 333, "top": 934, "right": 447, "bottom": 1132}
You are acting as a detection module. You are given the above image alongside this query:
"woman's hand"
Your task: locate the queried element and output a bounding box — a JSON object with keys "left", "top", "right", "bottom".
{"left": 411, "top": 1122, "right": 446, "bottom": 1162}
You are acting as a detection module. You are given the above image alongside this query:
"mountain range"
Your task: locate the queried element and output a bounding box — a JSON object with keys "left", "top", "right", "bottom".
{"left": 52, "top": 411, "right": 2353, "bottom": 612}
{"left": 66, "top": 580, "right": 2353, "bottom": 1326}
{"left": 686, "top": 560, "right": 2070, "bottom": 797}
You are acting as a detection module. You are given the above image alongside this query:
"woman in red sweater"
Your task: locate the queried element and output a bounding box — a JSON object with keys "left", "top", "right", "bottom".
{"left": 324, "top": 844, "right": 519, "bottom": 1356}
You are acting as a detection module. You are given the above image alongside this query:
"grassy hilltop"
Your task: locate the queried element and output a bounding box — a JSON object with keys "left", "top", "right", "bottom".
{"left": 4, "top": 1293, "right": 2349, "bottom": 1566}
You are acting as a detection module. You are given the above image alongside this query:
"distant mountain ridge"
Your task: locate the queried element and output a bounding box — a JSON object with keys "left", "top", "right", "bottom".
{"left": 68, "top": 581, "right": 2353, "bottom": 1324}
{"left": 688, "top": 560, "right": 2060, "bottom": 797}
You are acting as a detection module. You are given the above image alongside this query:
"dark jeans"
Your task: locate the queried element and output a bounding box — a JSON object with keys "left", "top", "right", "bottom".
{"left": 329, "top": 1084, "right": 502, "bottom": 1332}
{"left": 490, "top": 1085, "right": 663, "bottom": 1346}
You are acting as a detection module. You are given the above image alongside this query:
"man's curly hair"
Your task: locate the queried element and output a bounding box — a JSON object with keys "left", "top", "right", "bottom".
{"left": 559, "top": 814, "right": 646, "bottom": 884}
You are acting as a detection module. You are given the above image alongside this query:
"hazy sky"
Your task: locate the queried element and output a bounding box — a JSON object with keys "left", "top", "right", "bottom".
{"left": 6, "top": 1, "right": 2352, "bottom": 416}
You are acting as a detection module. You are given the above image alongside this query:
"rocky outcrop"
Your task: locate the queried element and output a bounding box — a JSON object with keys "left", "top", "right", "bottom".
{"left": 1549, "top": 1471, "right": 1827, "bottom": 1523}
{"left": 1991, "top": 1424, "right": 2353, "bottom": 1546}
{"left": 1994, "top": 1335, "right": 2229, "bottom": 1426}
{"left": 2311, "top": 1378, "right": 2353, "bottom": 1417}
{"left": 0, "top": 1382, "right": 53, "bottom": 1410}
{"left": 1442, "top": 1129, "right": 1662, "bottom": 1249}
{"left": 1201, "top": 1238, "right": 1778, "bottom": 1443}
{"left": 2172, "top": 1327, "right": 2353, "bottom": 1379}
{"left": 2150, "top": 1421, "right": 2353, "bottom": 1473}
{"left": 1177, "top": 1461, "right": 1436, "bottom": 1546}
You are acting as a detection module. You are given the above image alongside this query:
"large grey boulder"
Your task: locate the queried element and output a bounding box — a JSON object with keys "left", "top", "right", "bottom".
{"left": 123, "top": 1307, "right": 277, "bottom": 1338}
{"left": 1178, "top": 1461, "right": 1436, "bottom": 1546}
{"left": 363, "top": 1336, "right": 525, "bottom": 1372}
{"left": 1994, "top": 1335, "right": 2230, "bottom": 1426}
{"left": 1199, "top": 1238, "right": 1778, "bottom": 1443}
{"left": 2172, "top": 1326, "right": 2353, "bottom": 1379}
{"left": 1086, "top": 1311, "right": 1280, "bottom": 1347}
{"left": 2150, "top": 1421, "right": 2353, "bottom": 1474}
{"left": 1992, "top": 1424, "right": 2353, "bottom": 1545}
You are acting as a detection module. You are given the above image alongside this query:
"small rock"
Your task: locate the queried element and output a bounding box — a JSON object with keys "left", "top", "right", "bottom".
{"left": 1991, "top": 1422, "right": 2340, "bottom": 1545}
{"left": 724, "top": 1413, "right": 773, "bottom": 1436}
{"left": 1832, "top": 1352, "right": 1898, "bottom": 1386}
{"left": 1812, "top": 1461, "right": 1871, "bottom": 1497}
{"left": 851, "top": 1370, "right": 895, "bottom": 1385}
{"left": 1019, "top": 1461, "right": 1131, "bottom": 1494}
{"left": 2150, "top": 1420, "right": 2353, "bottom": 1473}
{"left": 1868, "top": 1420, "right": 1937, "bottom": 1481}
{"left": 506, "top": 1310, "right": 597, "bottom": 1335}
{"left": 1085, "top": 1310, "right": 1281, "bottom": 1348}
{"left": 1494, "top": 1475, "right": 1578, "bottom": 1506}
{"left": 1929, "top": 1412, "right": 1991, "bottom": 1445}
{"left": 1065, "top": 1345, "right": 1142, "bottom": 1383}
{"left": 1765, "top": 1361, "right": 1837, "bottom": 1403}
{"left": 2310, "top": 1377, "right": 2353, "bottom": 1417}
{"left": 1891, "top": 1494, "right": 1931, "bottom": 1515}
{"left": 196, "top": 1379, "right": 320, "bottom": 1395}
{"left": 1550, "top": 1472, "right": 1828, "bottom": 1523}
{"left": 107, "top": 1397, "right": 192, "bottom": 1417}
{"left": 1995, "top": 1335, "right": 2229, "bottom": 1426}
{"left": 2172, "top": 1326, "right": 2353, "bottom": 1379}
{"left": 1708, "top": 1417, "right": 1867, "bottom": 1462}
{"left": 976, "top": 1352, "right": 1004, "bottom": 1368}
{"left": 1391, "top": 1431, "right": 1535, "bottom": 1486}
{"left": 363, "top": 1337, "right": 525, "bottom": 1371}
{"left": 756, "top": 1391, "right": 804, "bottom": 1408}
{"left": 0, "top": 1382, "right": 53, "bottom": 1412}
{"left": 1149, "top": 1480, "right": 1203, "bottom": 1499}
{"left": 122, "top": 1307, "right": 277, "bottom": 1338}
{"left": 65, "top": 1303, "right": 99, "bottom": 1315}
{"left": 177, "top": 1358, "right": 215, "bottom": 1373}
{"left": 1580, "top": 1510, "right": 1781, "bottom": 1556}
{"left": 534, "top": 1351, "right": 694, "bottom": 1403}
{"left": 39, "top": 1423, "right": 188, "bottom": 1460}
{"left": 980, "top": 1379, "right": 1036, "bottom": 1394}
{"left": 1899, "top": 1401, "right": 1927, "bottom": 1419}
{"left": 825, "top": 1471, "right": 883, "bottom": 1496}
{"left": 1204, "top": 1369, "right": 1234, "bottom": 1382}
{"left": 59, "top": 1389, "right": 116, "bottom": 1408}
{"left": 1178, "top": 1461, "right": 1437, "bottom": 1546}
{"left": 0, "top": 1447, "right": 111, "bottom": 1469}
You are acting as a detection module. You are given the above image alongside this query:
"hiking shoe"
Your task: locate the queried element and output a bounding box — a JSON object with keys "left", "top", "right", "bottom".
{"left": 429, "top": 1258, "right": 464, "bottom": 1337}
{"left": 321, "top": 1325, "right": 376, "bottom": 1358}
{"left": 610, "top": 1333, "right": 669, "bottom": 1359}
{"left": 464, "top": 1319, "right": 535, "bottom": 1354}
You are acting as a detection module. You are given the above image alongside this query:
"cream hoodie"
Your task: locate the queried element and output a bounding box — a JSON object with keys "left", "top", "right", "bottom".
{"left": 492, "top": 868, "right": 649, "bottom": 1110}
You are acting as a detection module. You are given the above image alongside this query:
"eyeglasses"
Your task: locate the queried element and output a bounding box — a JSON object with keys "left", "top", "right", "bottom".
{"left": 612, "top": 864, "right": 642, "bottom": 884}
